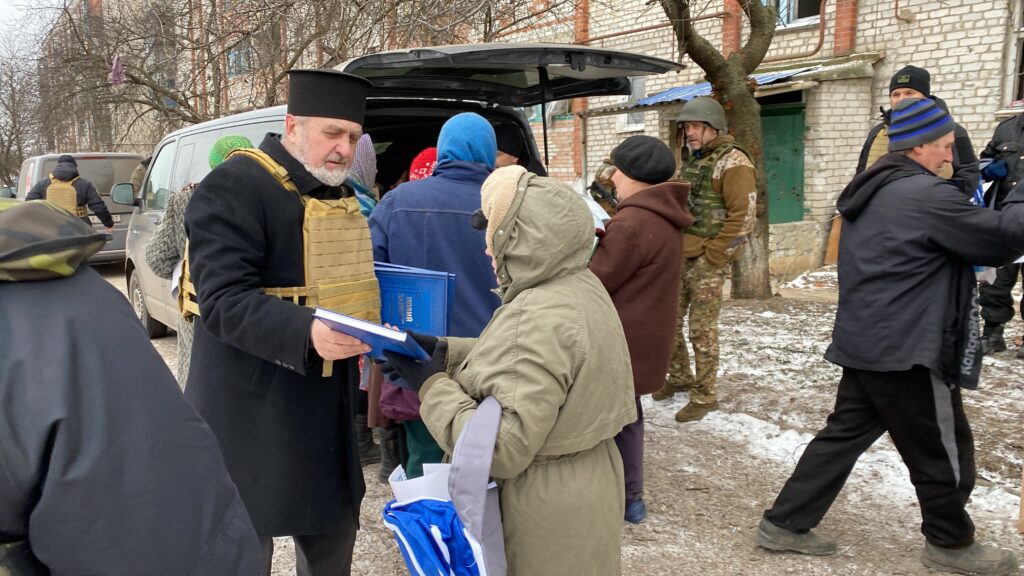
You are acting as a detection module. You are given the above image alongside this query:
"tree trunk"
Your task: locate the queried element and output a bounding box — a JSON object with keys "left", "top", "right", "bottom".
{"left": 718, "top": 62, "right": 772, "bottom": 299}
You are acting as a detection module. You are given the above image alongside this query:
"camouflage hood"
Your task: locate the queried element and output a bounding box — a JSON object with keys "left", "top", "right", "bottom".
{"left": 0, "top": 199, "right": 107, "bottom": 282}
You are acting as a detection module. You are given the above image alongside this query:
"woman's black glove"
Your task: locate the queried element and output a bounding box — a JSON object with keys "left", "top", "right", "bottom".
{"left": 381, "top": 333, "right": 447, "bottom": 392}
{"left": 406, "top": 331, "right": 439, "bottom": 356}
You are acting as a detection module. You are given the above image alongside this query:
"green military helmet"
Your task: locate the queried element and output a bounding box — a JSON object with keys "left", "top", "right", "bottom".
{"left": 674, "top": 96, "right": 727, "bottom": 131}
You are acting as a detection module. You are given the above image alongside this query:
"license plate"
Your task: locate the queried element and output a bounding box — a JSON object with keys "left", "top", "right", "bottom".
{"left": 90, "top": 214, "right": 121, "bottom": 224}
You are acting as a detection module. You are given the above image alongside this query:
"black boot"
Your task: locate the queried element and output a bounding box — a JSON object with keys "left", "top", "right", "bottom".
{"left": 982, "top": 323, "right": 1007, "bottom": 354}
{"left": 355, "top": 414, "right": 380, "bottom": 466}
{"left": 378, "top": 424, "right": 403, "bottom": 483}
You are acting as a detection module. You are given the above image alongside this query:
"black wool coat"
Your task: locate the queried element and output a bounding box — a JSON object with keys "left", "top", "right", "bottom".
{"left": 0, "top": 267, "right": 262, "bottom": 575}
{"left": 184, "top": 133, "right": 365, "bottom": 537}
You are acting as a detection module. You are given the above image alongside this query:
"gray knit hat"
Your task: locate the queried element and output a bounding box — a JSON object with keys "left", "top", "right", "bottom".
{"left": 887, "top": 97, "right": 954, "bottom": 152}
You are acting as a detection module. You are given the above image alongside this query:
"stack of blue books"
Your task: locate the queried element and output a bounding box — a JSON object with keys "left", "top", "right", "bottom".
{"left": 375, "top": 262, "right": 456, "bottom": 338}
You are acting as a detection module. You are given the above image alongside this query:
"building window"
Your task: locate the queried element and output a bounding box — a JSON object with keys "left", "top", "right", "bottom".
{"left": 227, "top": 40, "right": 254, "bottom": 77}
{"left": 617, "top": 77, "right": 646, "bottom": 132}
{"left": 1002, "top": 0, "right": 1024, "bottom": 106}
{"left": 765, "top": 0, "right": 820, "bottom": 26}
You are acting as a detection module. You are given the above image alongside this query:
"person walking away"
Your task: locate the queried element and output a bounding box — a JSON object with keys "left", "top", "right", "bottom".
{"left": 183, "top": 69, "right": 376, "bottom": 576}
{"left": 26, "top": 154, "right": 114, "bottom": 233}
{"left": 651, "top": 96, "right": 756, "bottom": 422}
{"left": 589, "top": 135, "right": 693, "bottom": 523}
{"left": 380, "top": 165, "right": 637, "bottom": 575}
{"left": 757, "top": 98, "right": 1024, "bottom": 576}
{"left": 977, "top": 109, "right": 1024, "bottom": 358}
{"left": 0, "top": 199, "right": 263, "bottom": 575}
{"left": 145, "top": 134, "right": 252, "bottom": 384}
{"left": 368, "top": 112, "right": 501, "bottom": 479}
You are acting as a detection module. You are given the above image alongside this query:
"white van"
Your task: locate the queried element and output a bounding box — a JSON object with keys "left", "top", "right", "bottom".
{"left": 113, "top": 43, "right": 683, "bottom": 337}
{"left": 17, "top": 152, "right": 143, "bottom": 263}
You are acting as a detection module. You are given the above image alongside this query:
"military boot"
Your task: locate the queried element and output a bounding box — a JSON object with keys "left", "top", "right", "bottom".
{"left": 354, "top": 414, "right": 381, "bottom": 466}
{"left": 982, "top": 323, "right": 1007, "bottom": 354}
{"left": 921, "top": 541, "right": 1019, "bottom": 576}
{"left": 652, "top": 374, "right": 694, "bottom": 401}
{"left": 675, "top": 400, "right": 719, "bottom": 423}
{"left": 378, "top": 424, "right": 403, "bottom": 484}
{"left": 756, "top": 518, "right": 837, "bottom": 556}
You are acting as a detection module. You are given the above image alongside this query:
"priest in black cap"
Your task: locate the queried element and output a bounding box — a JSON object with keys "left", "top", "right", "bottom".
{"left": 184, "top": 69, "right": 375, "bottom": 575}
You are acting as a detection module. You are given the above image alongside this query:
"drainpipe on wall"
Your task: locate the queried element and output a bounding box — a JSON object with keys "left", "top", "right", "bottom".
{"left": 573, "top": 0, "right": 589, "bottom": 178}
{"left": 894, "top": 0, "right": 914, "bottom": 22}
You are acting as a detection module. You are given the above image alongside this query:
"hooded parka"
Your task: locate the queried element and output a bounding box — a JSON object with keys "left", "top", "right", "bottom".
{"left": 417, "top": 170, "right": 636, "bottom": 575}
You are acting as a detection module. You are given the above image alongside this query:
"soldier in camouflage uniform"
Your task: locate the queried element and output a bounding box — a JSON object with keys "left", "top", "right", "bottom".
{"left": 652, "top": 96, "right": 757, "bottom": 422}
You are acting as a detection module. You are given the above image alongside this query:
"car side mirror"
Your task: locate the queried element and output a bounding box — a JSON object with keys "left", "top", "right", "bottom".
{"left": 111, "top": 182, "right": 137, "bottom": 206}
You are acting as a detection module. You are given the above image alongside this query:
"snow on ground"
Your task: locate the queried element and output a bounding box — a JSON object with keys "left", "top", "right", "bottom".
{"left": 100, "top": 264, "right": 1023, "bottom": 575}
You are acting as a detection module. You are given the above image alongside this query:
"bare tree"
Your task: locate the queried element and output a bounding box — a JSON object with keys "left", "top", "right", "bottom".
{"left": 27, "top": 0, "right": 549, "bottom": 153}
{"left": 0, "top": 24, "right": 45, "bottom": 183}
{"left": 659, "top": 0, "right": 776, "bottom": 299}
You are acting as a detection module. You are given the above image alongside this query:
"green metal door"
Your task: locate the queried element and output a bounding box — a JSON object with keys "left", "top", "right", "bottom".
{"left": 761, "top": 104, "right": 806, "bottom": 224}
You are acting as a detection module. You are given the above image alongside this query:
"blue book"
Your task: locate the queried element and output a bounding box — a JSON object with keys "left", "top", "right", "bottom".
{"left": 375, "top": 262, "right": 455, "bottom": 337}
{"left": 313, "top": 308, "right": 429, "bottom": 362}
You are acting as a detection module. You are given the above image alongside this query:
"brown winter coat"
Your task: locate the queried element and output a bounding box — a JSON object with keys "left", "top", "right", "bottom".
{"left": 589, "top": 182, "right": 694, "bottom": 395}
{"left": 418, "top": 174, "right": 636, "bottom": 575}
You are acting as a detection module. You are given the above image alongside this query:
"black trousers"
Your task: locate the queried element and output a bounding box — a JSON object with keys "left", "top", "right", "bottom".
{"left": 979, "top": 263, "right": 1023, "bottom": 325}
{"left": 765, "top": 366, "right": 976, "bottom": 547}
{"left": 259, "top": 495, "right": 358, "bottom": 576}
{"left": 614, "top": 395, "right": 644, "bottom": 503}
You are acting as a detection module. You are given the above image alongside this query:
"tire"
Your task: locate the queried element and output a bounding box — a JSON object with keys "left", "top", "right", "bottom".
{"left": 129, "top": 272, "right": 168, "bottom": 339}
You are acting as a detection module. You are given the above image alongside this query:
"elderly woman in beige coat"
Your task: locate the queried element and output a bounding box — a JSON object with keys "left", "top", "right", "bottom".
{"left": 381, "top": 165, "right": 637, "bottom": 574}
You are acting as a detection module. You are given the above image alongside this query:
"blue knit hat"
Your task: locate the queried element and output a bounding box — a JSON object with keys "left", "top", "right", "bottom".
{"left": 888, "top": 97, "right": 954, "bottom": 152}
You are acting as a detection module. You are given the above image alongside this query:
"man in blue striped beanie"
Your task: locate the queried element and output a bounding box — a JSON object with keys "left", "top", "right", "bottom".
{"left": 757, "top": 97, "right": 1024, "bottom": 576}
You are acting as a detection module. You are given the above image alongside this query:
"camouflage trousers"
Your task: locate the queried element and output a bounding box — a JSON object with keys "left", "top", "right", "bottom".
{"left": 668, "top": 255, "right": 727, "bottom": 404}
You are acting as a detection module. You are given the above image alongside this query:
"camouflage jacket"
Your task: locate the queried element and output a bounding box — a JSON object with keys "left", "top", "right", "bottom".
{"left": 0, "top": 199, "right": 106, "bottom": 282}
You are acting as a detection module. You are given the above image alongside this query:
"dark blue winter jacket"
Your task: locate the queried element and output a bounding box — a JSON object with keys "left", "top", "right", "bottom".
{"left": 368, "top": 160, "right": 501, "bottom": 337}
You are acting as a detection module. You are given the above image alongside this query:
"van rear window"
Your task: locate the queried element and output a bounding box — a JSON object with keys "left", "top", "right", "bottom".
{"left": 40, "top": 157, "right": 142, "bottom": 197}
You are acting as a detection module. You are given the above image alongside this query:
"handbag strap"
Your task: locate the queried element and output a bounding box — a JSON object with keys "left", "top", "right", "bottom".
{"left": 448, "top": 396, "right": 501, "bottom": 541}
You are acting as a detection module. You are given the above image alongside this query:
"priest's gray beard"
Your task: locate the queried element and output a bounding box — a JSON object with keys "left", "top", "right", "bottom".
{"left": 293, "top": 124, "right": 349, "bottom": 187}
{"left": 305, "top": 163, "right": 349, "bottom": 187}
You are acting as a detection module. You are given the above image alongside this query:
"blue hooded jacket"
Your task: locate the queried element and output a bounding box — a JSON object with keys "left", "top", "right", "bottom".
{"left": 368, "top": 113, "right": 500, "bottom": 338}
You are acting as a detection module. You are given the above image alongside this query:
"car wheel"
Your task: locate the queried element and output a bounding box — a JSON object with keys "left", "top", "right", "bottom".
{"left": 129, "top": 272, "right": 168, "bottom": 339}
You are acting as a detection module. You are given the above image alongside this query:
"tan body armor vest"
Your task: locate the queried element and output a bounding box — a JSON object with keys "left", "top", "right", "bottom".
{"left": 46, "top": 174, "right": 86, "bottom": 217}
{"left": 675, "top": 144, "right": 740, "bottom": 238}
{"left": 179, "top": 148, "right": 380, "bottom": 376}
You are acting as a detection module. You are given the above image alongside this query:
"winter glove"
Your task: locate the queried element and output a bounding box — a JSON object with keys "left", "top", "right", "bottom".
{"left": 982, "top": 159, "right": 1008, "bottom": 182}
{"left": 405, "top": 331, "right": 439, "bottom": 356}
{"left": 381, "top": 335, "right": 447, "bottom": 392}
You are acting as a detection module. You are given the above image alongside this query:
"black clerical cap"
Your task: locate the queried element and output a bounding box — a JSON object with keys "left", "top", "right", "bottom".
{"left": 286, "top": 69, "right": 373, "bottom": 125}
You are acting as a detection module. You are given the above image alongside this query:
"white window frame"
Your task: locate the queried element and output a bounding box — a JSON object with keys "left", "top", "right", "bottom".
{"left": 617, "top": 77, "right": 646, "bottom": 133}
{"left": 765, "top": 0, "right": 821, "bottom": 28}
{"left": 1002, "top": 0, "right": 1024, "bottom": 108}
